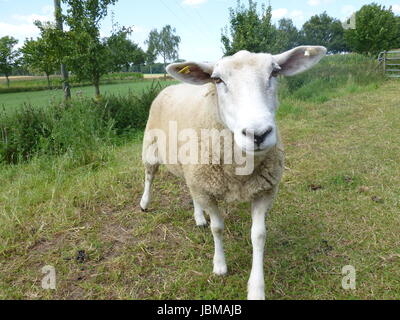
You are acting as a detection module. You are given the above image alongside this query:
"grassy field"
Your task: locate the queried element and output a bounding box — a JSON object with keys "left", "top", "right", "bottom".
{"left": 1, "top": 78, "right": 399, "bottom": 299}
{"left": 0, "top": 80, "right": 174, "bottom": 115}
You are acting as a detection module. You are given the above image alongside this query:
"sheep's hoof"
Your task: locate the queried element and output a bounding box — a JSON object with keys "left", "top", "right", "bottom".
{"left": 247, "top": 292, "right": 265, "bottom": 300}
{"left": 140, "top": 206, "right": 148, "bottom": 213}
{"left": 213, "top": 264, "right": 228, "bottom": 276}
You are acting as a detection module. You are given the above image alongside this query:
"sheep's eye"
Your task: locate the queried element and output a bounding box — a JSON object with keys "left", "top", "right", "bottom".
{"left": 212, "top": 77, "right": 224, "bottom": 84}
{"left": 270, "top": 70, "right": 279, "bottom": 78}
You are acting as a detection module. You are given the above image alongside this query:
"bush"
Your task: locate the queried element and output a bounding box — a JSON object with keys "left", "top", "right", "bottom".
{"left": 0, "top": 81, "right": 163, "bottom": 165}
{"left": 0, "top": 104, "right": 52, "bottom": 163}
{"left": 99, "top": 81, "right": 162, "bottom": 134}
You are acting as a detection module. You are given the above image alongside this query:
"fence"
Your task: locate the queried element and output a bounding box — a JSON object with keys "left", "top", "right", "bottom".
{"left": 378, "top": 50, "right": 400, "bottom": 78}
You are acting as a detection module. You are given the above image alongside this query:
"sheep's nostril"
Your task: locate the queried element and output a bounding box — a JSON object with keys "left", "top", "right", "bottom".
{"left": 265, "top": 126, "right": 273, "bottom": 136}
{"left": 254, "top": 127, "right": 274, "bottom": 145}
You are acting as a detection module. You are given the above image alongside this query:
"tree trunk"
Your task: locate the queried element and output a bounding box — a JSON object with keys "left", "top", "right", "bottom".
{"left": 5, "top": 74, "right": 10, "bottom": 88}
{"left": 46, "top": 73, "right": 51, "bottom": 89}
{"left": 94, "top": 79, "right": 101, "bottom": 98}
{"left": 54, "top": 0, "right": 71, "bottom": 100}
{"left": 163, "top": 56, "right": 167, "bottom": 80}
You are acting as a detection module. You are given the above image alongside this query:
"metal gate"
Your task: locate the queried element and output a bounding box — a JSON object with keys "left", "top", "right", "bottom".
{"left": 378, "top": 50, "right": 400, "bottom": 78}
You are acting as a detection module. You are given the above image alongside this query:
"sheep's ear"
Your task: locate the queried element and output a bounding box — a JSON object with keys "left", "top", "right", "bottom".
{"left": 272, "top": 46, "right": 327, "bottom": 77}
{"left": 166, "top": 62, "right": 214, "bottom": 85}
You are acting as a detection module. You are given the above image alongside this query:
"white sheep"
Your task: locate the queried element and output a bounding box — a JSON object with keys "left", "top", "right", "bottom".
{"left": 140, "top": 46, "right": 327, "bottom": 300}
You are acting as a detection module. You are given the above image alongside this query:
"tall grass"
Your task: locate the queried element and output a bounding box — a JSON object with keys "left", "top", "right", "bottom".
{"left": 0, "top": 82, "right": 163, "bottom": 165}
{"left": 279, "top": 53, "right": 385, "bottom": 104}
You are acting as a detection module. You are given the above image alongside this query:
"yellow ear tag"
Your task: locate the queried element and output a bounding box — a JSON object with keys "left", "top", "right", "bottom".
{"left": 178, "top": 66, "right": 191, "bottom": 74}
{"left": 305, "top": 48, "right": 318, "bottom": 57}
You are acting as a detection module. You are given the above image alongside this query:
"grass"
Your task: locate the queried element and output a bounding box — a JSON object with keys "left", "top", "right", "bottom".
{"left": 0, "top": 80, "right": 175, "bottom": 115}
{"left": 0, "top": 78, "right": 399, "bottom": 299}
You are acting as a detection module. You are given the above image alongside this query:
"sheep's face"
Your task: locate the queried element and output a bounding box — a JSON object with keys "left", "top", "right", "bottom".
{"left": 167, "top": 46, "right": 327, "bottom": 154}
{"left": 210, "top": 51, "right": 280, "bottom": 153}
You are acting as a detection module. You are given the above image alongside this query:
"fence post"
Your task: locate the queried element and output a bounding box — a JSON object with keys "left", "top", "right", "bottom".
{"left": 383, "top": 51, "right": 386, "bottom": 76}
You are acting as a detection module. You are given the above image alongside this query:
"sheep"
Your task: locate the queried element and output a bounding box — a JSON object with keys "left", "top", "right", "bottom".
{"left": 140, "top": 46, "right": 327, "bottom": 300}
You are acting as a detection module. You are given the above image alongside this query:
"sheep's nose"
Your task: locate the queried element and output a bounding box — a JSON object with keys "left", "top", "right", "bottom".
{"left": 242, "top": 127, "right": 274, "bottom": 146}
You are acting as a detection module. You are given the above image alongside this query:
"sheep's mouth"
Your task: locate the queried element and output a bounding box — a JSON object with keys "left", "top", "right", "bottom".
{"left": 242, "top": 145, "right": 272, "bottom": 156}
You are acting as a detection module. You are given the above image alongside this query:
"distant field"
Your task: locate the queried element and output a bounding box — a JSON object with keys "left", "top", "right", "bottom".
{"left": 0, "top": 75, "right": 51, "bottom": 81}
{"left": 0, "top": 80, "right": 175, "bottom": 114}
{"left": 0, "top": 73, "right": 164, "bottom": 87}
{"left": 0, "top": 74, "right": 163, "bottom": 80}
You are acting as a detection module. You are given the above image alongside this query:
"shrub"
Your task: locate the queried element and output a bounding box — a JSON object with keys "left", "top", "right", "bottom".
{"left": 0, "top": 81, "right": 163, "bottom": 165}
{"left": 99, "top": 81, "right": 162, "bottom": 134}
{"left": 0, "top": 104, "right": 52, "bottom": 163}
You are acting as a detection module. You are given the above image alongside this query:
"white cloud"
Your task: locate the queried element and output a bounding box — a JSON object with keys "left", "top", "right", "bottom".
{"left": 307, "top": 0, "right": 335, "bottom": 7}
{"left": 182, "top": 0, "right": 208, "bottom": 6}
{"left": 0, "top": 10, "right": 53, "bottom": 46}
{"left": 272, "top": 8, "right": 288, "bottom": 20}
{"left": 341, "top": 5, "right": 356, "bottom": 17}
{"left": 272, "top": 8, "right": 305, "bottom": 24}
{"left": 12, "top": 13, "right": 53, "bottom": 24}
{"left": 0, "top": 22, "right": 39, "bottom": 43}
{"left": 290, "top": 10, "right": 304, "bottom": 20}
{"left": 392, "top": 4, "right": 400, "bottom": 14}
{"left": 307, "top": 0, "right": 321, "bottom": 6}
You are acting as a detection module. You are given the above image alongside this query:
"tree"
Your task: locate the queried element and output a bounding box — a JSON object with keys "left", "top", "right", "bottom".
{"left": 62, "top": 0, "right": 117, "bottom": 97}
{"left": 345, "top": 4, "right": 400, "bottom": 56}
{"left": 397, "top": 16, "right": 400, "bottom": 48}
{"left": 0, "top": 36, "right": 20, "bottom": 88}
{"left": 107, "top": 28, "right": 146, "bottom": 72}
{"left": 54, "top": 0, "right": 71, "bottom": 100}
{"left": 275, "top": 18, "right": 299, "bottom": 52}
{"left": 21, "top": 37, "right": 58, "bottom": 88}
{"left": 145, "top": 25, "right": 181, "bottom": 77}
{"left": 301, "top": 12, "right": 348, "bottom": 53}
{"left": 221, "top": 0, "right": 277, "bottom": 56}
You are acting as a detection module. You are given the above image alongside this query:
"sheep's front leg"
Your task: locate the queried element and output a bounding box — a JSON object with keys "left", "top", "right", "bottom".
{"left": 195, "top": 200, "right": 226, "bottom": 275}
{"left": 208, "top": 204, "right": 227, "bottom": 275}
{"left": 248, "top": 194, "right": 274, "bottom": 300}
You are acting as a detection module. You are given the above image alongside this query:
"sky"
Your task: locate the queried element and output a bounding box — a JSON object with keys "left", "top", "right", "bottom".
{"left": 1, "top": 0, "right": 400, "bottom": 62}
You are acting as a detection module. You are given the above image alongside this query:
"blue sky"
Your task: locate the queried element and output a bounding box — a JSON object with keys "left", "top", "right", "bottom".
{"left": 1, "top": 0, "right": 399, "bottom": 62}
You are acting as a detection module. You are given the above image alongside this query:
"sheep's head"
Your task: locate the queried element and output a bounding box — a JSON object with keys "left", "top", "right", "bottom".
{"left": 167, "top": 46, "right": 327, "bottom": 154}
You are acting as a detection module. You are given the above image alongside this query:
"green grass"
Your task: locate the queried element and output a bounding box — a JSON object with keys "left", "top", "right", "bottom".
{"left": 0, "top": 80, "right": 175, "bottom": 115}
{"left": 0, "top": 80, "right": 399, "bottom": 300}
